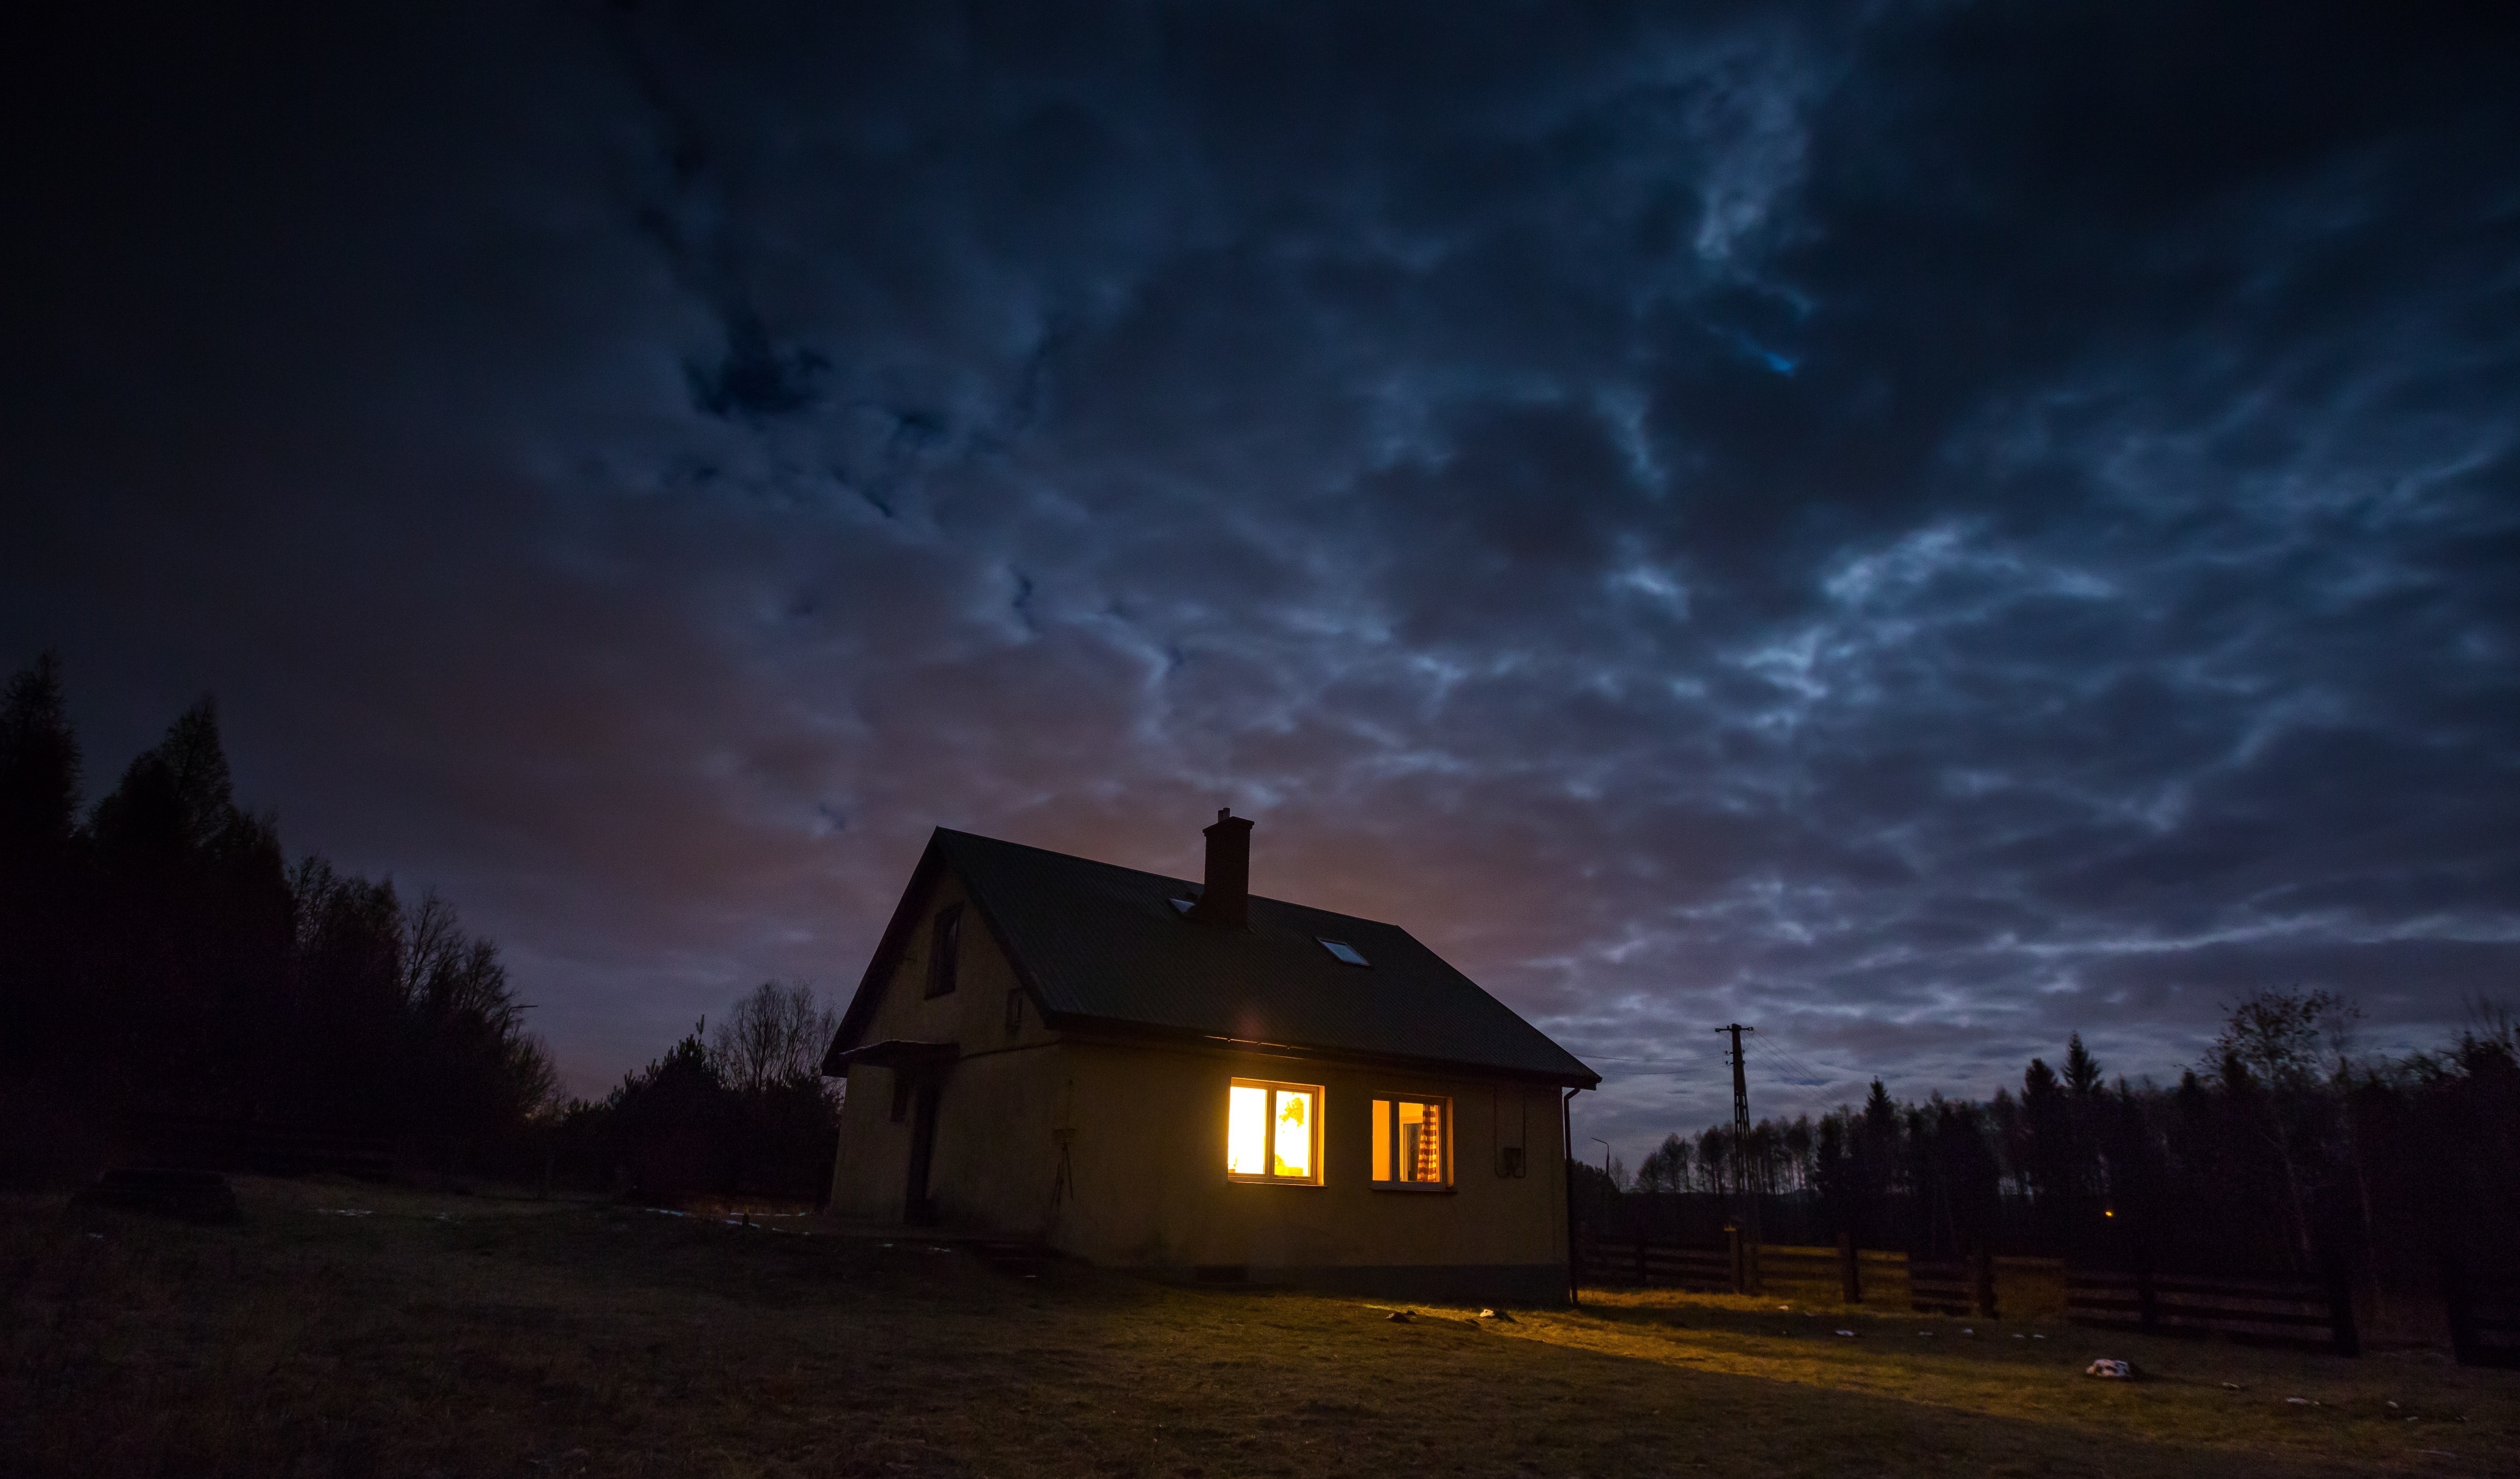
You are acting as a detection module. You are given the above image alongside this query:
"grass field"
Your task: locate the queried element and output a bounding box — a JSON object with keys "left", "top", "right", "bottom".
{"left": 4, "top": 1177, "right": 2512, "bottom": 1477}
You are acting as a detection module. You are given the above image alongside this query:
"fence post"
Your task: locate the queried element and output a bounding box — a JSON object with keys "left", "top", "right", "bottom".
{"left": 2318, "top": 1248, "right": 2360, "bottom": 1358}
{"left": 2135, "top": 1244, "right": 2159, "bottom": 1335}
{"left": 1976, "top": 1247, "right": 1998, "bottom": 1320}
{"left": 1727, "top": 1224, "right": 1744, "bottom": 1294}
{"left": 2442, "top": 1252, "right": 2477, "bottom": 1366}
{"left": 1839, "top": 1230, "right": 1861, "bottom": 1304}
{"left": 1635, "top": 1231, "right": 1649, "bottom": 1287}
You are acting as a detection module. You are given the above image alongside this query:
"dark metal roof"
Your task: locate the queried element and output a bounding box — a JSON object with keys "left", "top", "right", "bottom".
{"left": 828, "top": 827, "right": 1598, "bottom": 1087}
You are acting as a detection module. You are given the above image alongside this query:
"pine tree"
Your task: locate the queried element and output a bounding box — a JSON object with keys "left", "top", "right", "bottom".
{"left": 2063, "top": 1033, "right": 2104, "bottom": 1097}
{"left": 0, "top": 652, "right": 87, "bottom": 1073}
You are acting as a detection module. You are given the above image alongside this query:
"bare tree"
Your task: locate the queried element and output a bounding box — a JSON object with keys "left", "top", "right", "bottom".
{"left": 707, "top": 979, "right": 840, "bottom": 1094}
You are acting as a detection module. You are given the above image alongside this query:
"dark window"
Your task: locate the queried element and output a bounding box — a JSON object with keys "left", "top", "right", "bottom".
{"left": 1004, "top": 987, "right": 1025, "bottom": 1038}
{"left": 925, "top": 903, "right": 963, "bottom": 997}
{"left": 889, "top": 1075, "right": 912, "bottom": 1123}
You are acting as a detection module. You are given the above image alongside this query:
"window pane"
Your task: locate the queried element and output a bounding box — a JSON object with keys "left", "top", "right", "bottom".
{"left": 1227, "top": 1085, "right": 1267, "bottom": 1175}
{"left": 1272, "top": 1090, "right": 1312, "bottom": 1178}
{"left": 1415, "top": 1100, "right": 1443, "bottom": 1182}
{"left": 1371, "top": 1099, "right": 1391, "bottom": 1181}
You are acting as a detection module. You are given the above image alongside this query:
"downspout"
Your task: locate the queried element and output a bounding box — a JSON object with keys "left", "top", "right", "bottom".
{"left": 1563, "top": 1086, "right": 1582, "bottom": 1307}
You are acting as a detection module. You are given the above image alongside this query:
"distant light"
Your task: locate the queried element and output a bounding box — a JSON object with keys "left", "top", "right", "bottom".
{"left": 2103, "top": 1209, "right": 2115, "bottom": 1218}
{"left": 1318, "top": 938, "right": 1370, "bottom": 967}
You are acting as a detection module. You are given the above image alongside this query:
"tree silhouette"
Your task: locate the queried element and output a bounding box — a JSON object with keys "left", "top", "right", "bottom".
{"left": 0, "top": 654, "right": 558, "bottom": 1184}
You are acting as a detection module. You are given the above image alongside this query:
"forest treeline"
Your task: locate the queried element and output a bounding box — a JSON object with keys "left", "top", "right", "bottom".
{"left": 0, "top": 653, "right": 559, "bottom": 1180}
{"left": 1584, "top": 996, "right": 2520, "bottom": 1280}
{"left": 0, "top": 652, "right": 848, "bottom": 1201}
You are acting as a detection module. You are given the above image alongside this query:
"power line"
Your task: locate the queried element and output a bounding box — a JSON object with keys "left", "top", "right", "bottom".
{"left": 1745, "top": 1033, "right": 1809, "bottom": 1081}
{"left": 1749, "top": 1030, "right": 1834, "bottom": 1086}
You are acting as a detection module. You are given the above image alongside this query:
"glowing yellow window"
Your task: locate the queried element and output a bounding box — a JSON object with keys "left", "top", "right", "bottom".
{"left": 1225, "top": 1079, "right": 1322, "bottom": 1184}
{"left": 1370, "top": 1096, "right": 1450, "bottom": 1186}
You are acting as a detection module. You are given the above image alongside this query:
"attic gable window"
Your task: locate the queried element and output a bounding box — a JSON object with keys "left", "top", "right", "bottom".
{"left": 925, "top": 904, "right": 963, "bottom": 998}
{"left": 1226, "top": 1077, "right": 1321, "bottom": 1185}
{"left": 1317, "top": 937, "right": 1369, "bottom": 967}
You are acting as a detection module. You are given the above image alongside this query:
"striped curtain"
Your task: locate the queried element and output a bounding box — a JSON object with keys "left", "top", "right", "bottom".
{"left": 1413, "top": 1101, "right": 1443, "bottom": 1182}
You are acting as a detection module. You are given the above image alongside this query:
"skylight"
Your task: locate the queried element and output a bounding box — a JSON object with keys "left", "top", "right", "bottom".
{"left": 1317, "top": 938, "right": 1370, "bottom": 967}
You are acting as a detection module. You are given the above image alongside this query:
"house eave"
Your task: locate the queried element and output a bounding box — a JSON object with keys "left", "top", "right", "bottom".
{"left": 1042, "top": 1011, "right": 1601, "bottom": 1090}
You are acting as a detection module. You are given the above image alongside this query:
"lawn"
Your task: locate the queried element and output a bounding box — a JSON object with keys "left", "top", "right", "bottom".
{"left": 4, "top": 1177, "right": 2511, "bottom": 1478}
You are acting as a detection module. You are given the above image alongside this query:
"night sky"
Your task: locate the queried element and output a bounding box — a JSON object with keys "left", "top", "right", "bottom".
{"left": 8, "top": 3, "right": 2518, "bottom": 1166}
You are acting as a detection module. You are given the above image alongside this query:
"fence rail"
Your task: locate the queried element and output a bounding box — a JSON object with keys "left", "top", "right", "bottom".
{"left": 133, "top": 1114, "right": 397, "bottom": 1180}
{"left": 2064, "top": 1268, "right": 2357, "bottom": 1355}
{"left": 2444, "top": 1259, "right": 2520, "bottom": 1370}
{"left": 1568, "top": 1220, "right": 2520, "bottom": 1364}
{"left": 1573, "top": 1231, "right": 2003, "bottom": 1316}
{"left": 1909, "top": 1258, "right": 1995, "bottom": 1318}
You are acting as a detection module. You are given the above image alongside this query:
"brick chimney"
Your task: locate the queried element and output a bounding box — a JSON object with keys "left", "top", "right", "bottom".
{"left": 1188, "top": 808, "right": 1254, "bottom": 928}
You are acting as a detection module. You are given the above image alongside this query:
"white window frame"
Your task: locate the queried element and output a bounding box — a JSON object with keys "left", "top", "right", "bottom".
{"left": 1226, "top": 1077, "right": 1325, "bottom": 1186}
{"left": 1371, "top": 1094, "right": 1454, "bottom": 1189}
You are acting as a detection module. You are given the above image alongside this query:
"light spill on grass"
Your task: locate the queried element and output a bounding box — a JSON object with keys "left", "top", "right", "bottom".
{"left": 3, "top": 1177, "right": 2513, "bottom": 1478}
{"left": 1399, "top": 1287, "right": 2514, "bottom": 1473}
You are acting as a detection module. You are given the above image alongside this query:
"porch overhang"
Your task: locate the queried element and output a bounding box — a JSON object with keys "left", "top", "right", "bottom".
{"left": 829, "top": 1039, "right": 961, "bottom": 1073}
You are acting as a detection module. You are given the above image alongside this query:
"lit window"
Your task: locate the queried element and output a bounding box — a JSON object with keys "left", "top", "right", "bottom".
{"left": 1318, "top": 937, "right": 1369, "bottom": 967}
{"left": 1371, "top": 1097, "right": 1449, "bottom": 1186}
{"left": 1226, "top": 1079, "right": 1321, "bottom": 1184}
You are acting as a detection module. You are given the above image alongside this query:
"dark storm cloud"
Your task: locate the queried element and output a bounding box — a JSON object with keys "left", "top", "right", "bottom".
{"left": 6, "top": 2, "right": 2517, "bottom": 1162}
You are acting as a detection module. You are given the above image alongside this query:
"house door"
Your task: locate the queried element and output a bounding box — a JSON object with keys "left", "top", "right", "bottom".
{"left": 904, "top": 1079, "right": 942, "bottom": 1226}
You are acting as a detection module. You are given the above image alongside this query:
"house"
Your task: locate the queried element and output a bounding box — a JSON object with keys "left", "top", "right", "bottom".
{"left": 820, "top": 811, "right": 1600, "bottom": 1303}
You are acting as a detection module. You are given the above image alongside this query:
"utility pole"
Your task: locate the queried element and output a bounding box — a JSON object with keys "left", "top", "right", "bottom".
{"left": 1718, "top": 1023, "right": 1760, "bottom": 1293}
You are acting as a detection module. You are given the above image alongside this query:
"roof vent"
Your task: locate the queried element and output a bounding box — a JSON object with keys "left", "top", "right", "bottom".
{"left": 1184, "top": 808, "right": 1253, "bottom": 929}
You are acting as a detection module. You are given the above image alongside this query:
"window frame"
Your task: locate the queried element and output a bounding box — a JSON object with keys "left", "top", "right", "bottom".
{"left": 924, "top": 903, "right": 963, "bottom": 998}
{"left": 1224, "top": 1076, "right": 1326, "bottom": 1187}
{"left": 1370, "top": 1094, "right": 1454, "bottom": 1190}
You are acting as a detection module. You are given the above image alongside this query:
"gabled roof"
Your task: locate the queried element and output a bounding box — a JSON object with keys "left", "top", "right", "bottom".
{"left": 826, "top": 828, "right": 1599, "bottom": 1088}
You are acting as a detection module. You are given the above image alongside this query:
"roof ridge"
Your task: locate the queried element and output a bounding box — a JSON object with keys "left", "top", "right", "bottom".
{"left": 934, "top": 826, "right": 1409, "bottom": 932}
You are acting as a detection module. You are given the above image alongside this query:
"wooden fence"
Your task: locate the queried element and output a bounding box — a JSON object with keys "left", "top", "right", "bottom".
{"left": 2443, "top": 1258, "right": 2520, "bottom": 1370}
{"left": 133, "top": 1114, "right": 397, "bottom": 1180}
{"left": 2063, "top": 1267, "right": 2358, "bottom": 1355}
{"left": 1571, "top": 1226, "right": 2520, "bottom": 1365}
{"left": 1572, "top": 1230, "right": 2023, "bottom": 1318}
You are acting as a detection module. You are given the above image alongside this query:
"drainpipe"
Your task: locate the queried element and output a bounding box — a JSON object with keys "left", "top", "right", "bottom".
{"left": 1563, "top": 1086, "right": 1581, "bottom": 1307}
